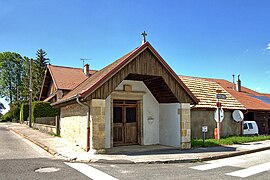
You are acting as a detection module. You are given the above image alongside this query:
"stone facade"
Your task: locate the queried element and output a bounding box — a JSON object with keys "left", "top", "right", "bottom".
{"left": 60, "top": 103, "right": 88, "bottom": 150}
{"left": 91, "top": 99, "right": 106, "bottom": 151}
{"left": 180, "top": 103, "right": 191, "bottom": 149}
{"left": 191, "top": 109, "right": 241, "bottom": 139}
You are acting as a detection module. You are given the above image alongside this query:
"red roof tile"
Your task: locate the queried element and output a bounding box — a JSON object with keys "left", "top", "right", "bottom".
{"left": 262, "top": 94, "right": 270, "bottom": 98}
{"left": 48, "top": 65, "right": 97, "bottom": 90}
{"left": 206, "top": 78, "right": 270, "bottom": 111}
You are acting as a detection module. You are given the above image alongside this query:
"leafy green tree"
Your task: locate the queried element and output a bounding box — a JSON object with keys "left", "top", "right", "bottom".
{"left": 21, "top": 56, "right": 30, "bottom": 101}
{"left": 0, "top": 52, "right": 24, "bottom": 104}
{"left": 32, "top": 49, "right": 49, "bottom": 101}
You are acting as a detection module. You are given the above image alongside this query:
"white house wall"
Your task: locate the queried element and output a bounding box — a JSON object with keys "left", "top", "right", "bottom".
{"left": 111, "top": 80, "right": 160, "bottom": 145}
{"left": 159, "top": 103, "right": 181, "bottom": 147}
{"left": 142, "top": 86, "right": 159, "bottom": 145}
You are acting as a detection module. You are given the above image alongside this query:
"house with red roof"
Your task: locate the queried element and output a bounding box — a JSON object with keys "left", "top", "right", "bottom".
{"left": 210, "top": 77, "right": 270, "bottom": 135}
{"left": 180, "top": 76, "right": 270, "bottom": 138}
{"left": 40, "top": 65, "right": 97, "bottom": 103}
{"left": 40, "top": 42, "right": 198, "bottom": 152}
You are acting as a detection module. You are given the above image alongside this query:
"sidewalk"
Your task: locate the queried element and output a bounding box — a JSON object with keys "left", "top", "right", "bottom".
{"left": 3, "top": 122, "right": 270, "bottom": 164}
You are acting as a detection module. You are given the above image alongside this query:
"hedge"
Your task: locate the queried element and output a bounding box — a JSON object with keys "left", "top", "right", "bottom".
{"left": 32, "top": 101, "right": 60, "bottom": 121}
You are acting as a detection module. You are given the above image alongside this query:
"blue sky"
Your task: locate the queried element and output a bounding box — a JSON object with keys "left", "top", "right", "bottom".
{"left": 1, "top": 0, "right": 270, "bottom": 113}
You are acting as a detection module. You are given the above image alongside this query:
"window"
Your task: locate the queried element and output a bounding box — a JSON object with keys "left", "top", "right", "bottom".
{"left": 248, "top": 123, "right": 253, "bottom": 129}
{"left": 126, "top": 107, "right": 136, "bottom": 123}
{"left": 244, "top": 123, "right": 248, "bottom": 130}
{"left": 113, "top": 107, "right": 122, "bottom": 123}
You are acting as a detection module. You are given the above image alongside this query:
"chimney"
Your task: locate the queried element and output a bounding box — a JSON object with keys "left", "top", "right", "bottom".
{"left": 84, "top": 64, "right": 89, "bottom": 76}
{"left": 236, "top": 74, "right": 241, "bottom": 92}
{"left": 232, "top": 74, "right": 235, "bottom": 90}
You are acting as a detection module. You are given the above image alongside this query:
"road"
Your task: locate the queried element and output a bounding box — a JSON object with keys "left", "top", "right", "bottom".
{"left": 1, "top": 123, "right": 270, "bottom": 180}
{"left": 90, "top": 149, "right": 270, "bottom": 180}
{"left": 0, "top": 125, "right": 89, "bottom": 180}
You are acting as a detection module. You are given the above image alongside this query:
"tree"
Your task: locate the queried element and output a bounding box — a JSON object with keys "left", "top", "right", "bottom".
{"left": 32, "top": 49, "right": 49, "bottom": 101}
{"left": 0, "top": 52, "right": 24, "bottom": 104}
{"left": 21, "top": 56, "right": 30, "bottom": 101}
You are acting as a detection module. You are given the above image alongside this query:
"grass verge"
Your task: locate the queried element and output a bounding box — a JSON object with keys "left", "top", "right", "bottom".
{"left": 192, "top": 135, "right": 270, "bottom": 148}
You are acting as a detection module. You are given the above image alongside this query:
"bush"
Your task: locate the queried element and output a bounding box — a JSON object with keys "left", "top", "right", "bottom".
{"left": 10, "top": 102, "right": 21, "bottom": 122}
{"left": 20, "top": 103, "right": 29, "bottom": 123}
{"left": 32, "top": 101, "right": 60, "bottom": 122}
{"left": 1, "top": 111, "right": 12, "bottom": 122}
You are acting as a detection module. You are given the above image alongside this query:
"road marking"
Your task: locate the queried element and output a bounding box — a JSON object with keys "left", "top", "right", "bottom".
{"left": 190, "top": 159, "right": 243, "bottom": 171}
{"left": 65, "top": 162, "right": 118, "bottom": 180}
{"left": 226, "top": 162, "right": 270, "bottom": 178}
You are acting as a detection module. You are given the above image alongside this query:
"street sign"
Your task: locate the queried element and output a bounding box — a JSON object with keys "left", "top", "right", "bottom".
{"left": 214, "top": 108, "right": 224, "bottom": 122}
{"left": 216, "top": 94, "right": 227, "bottom": 99}
{"left": 202, "top": 126, "right": 208, "bottom": 132}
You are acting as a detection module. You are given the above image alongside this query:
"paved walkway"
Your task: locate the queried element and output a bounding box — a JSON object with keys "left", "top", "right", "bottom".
{"left": 3, "top": 122, "right": 270, "bottom": 164}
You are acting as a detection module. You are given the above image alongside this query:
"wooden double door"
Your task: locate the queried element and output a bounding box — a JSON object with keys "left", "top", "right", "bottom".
{"left": 113, "top": 100, "right": 138, "bottom": 146}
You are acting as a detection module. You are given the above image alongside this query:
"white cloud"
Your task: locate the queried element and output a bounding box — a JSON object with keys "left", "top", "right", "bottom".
{"left": 266, "top": 43, "right": 270, "bottom": 50}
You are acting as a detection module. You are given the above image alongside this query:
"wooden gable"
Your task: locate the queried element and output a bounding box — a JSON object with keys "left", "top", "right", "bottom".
{"left": 85, "top": 48, "right": 196, "bottom": 104}
{"left": 40, "top": 68, "right": 54, "bottom": 101}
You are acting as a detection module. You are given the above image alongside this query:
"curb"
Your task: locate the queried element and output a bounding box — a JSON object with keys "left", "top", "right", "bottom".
{"left": 91, "top": 146, "right": 270, "bottom": 164}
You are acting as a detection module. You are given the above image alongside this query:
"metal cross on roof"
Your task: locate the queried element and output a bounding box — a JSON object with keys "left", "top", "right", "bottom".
{"left": 141, "top": 31, "right": 147, "bottom": 43}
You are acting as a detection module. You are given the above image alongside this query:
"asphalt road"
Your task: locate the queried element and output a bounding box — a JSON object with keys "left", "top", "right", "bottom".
{"left": 90, "top": 149, "right": 270, "bottom": 180}
{"left": 0, "top": 125, "right": 89, "bottom": 180}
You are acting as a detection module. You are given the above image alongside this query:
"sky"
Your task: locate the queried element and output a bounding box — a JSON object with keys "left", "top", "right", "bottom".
{"left": 1, "top": 0, "right": 270, "bottom": 113}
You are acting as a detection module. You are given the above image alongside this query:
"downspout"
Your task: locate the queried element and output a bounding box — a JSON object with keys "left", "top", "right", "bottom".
{"left": 76, "top": 94, "right": 91, "bottom": 152}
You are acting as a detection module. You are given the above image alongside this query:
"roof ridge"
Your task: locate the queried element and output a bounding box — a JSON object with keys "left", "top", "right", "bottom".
{"left": 57, "top": 45, "right": 141, "bottom": 103}
{"left": 48, "top": 64, "right": 98, "bottom": 71}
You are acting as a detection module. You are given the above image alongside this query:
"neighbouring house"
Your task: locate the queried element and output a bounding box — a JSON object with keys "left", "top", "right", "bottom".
{"left": 179, "top": 75, "right": 270, "bottom": 138}
{"left": 40, "top": 65, "right": 97, "bottom": 103}
{"left": 40, "top": 42, "right": 198, "bottom": 152}
{"left": 179, "top": 76, "right": 245, "bottom": 138}
{"left": 209, "top": 77, "right": 270, "bottom": 135}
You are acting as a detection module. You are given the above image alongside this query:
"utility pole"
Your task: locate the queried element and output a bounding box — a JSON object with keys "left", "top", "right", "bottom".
{"left": 216, "top": 99, "right": 221, "bottom": 141}
{"left": 29, "top": 58, "right": 33, "bottom": 128}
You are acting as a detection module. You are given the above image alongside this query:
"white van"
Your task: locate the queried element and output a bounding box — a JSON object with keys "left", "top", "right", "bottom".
{"left": 243, "top": 121, "right": 259, "bottom": 135}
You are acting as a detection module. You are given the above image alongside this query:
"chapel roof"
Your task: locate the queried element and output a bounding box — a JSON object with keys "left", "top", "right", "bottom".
{"left": 52, "top": 42, "right": 198, "bottom": 106}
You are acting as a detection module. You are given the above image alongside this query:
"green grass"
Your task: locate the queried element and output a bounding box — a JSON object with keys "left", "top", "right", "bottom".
{"left": 192, "top": 135, "right": 270, "bottom": 148}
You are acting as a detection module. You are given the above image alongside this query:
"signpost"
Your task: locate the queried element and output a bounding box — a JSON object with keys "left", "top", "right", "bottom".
{"left": 215, "top": 91, "right": 227, "bottom": 140}
{"left": 216, "top": 94, "right": 227, "bottom": 99}
{"left": 214, "top": 108, "right": 224, "bottom": 122}
{"left": 202, "top": 126, "right": 208, "bottom": 147}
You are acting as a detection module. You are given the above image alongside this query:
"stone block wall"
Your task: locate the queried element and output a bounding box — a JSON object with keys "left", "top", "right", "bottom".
{"left": 180, "top": 103, "right": 191, "bottom": 149}
{"left": 60, "top": 103, "right": 88, "bottom": 150}
{"left": 91, "top": 99, "right": 106, "bottom": 151}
